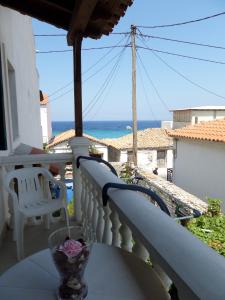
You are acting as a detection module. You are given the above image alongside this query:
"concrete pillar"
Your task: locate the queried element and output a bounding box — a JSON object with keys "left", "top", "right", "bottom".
{"left": 69, "top": 137, "right": 90, "bottom": 223}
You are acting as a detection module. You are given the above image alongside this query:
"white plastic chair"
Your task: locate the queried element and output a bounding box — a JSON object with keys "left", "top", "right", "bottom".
{"left": 4, "top": 167, "right": 70, "bottom": 260}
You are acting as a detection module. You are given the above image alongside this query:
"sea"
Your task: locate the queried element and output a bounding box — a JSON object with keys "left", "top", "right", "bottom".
{"left": 52, "top": 120, "right": 161, "bottom": 139}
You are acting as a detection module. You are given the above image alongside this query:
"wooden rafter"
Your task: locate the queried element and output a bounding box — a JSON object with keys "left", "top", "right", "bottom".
{"left": 67, "top": 0, "right": 99, "bottom": 45}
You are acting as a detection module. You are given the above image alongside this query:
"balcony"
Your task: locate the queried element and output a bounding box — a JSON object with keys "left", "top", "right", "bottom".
{"left": 0, "top": 137, "right": 224, "bottom": 299}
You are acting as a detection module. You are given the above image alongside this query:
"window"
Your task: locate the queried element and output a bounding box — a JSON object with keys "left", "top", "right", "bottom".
{"left": 8, "top": 61, "right": 19, "bottom": 140}
{"left": 0, "top": 49, "right": 7, "bottom": 150}
{"left": 157, "top": 150, "right": 166, "bottom": 167}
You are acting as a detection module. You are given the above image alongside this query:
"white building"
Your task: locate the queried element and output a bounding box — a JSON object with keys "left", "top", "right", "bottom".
{"left": 169, "top": 118, "right": 225, "bottom": 211}
{"left": 0, "top": 6, "right": 42, "bottom": 235}
{"left": 40, "top": 92, "right": 52, "bottom": 144}
{"left": 0, "top": 6, "right": 42, "bottom": 153}
{"left": 171, "top": 106, "right": 225, "bottom": 129}
{"left": 103, "top": 128, "right": 174, "bottom": 177}
{"left": 47, "top": 129, "right": 109, "bottom": 161}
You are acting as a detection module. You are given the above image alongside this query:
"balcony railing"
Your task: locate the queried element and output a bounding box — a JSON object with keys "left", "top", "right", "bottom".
{"left": 0, "top": 141, "right": 225, "bottom": 299}
{"left": 76, "top": 155, "right": 225, "bottom": 299}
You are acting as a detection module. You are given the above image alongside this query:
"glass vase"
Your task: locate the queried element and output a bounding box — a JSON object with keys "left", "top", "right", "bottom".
{"left": 48, "top": 226, "right": 93, "bottom": 300}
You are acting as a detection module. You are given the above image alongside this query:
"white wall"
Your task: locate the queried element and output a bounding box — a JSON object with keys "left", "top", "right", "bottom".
{"left": 174, "top": 139, "right": 225, "bottom": 211}
{"left": 0, "top": 6, "right": 42, "bottom": 235}
{"left": 95, "top": 144, "right": 108, "bottom": 161}
{"left": 0, "top": 6, "right": 42, "bottom": 151}
{"left": 167, "top": 149, "right": 173, "bottom": 168}
{"left": 173, "top": 110, "right": 225, "bottom": 129}
{"left": 40, "top": 104, "right": 52, "bottom": 144}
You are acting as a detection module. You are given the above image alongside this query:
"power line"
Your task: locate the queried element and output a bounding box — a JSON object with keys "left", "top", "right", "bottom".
{"left": 44, "top": 36, "right": 128, "bottom": 100}
{"left": 87, "top": 48, "right": 125, "bottom": 120}
{"left": 137, "top": 45, "right": 225, "bottom": 65}
{"left": 83, "top": 47, "right": 126, "bottom": 117}
{"left": 36, "top": 44, "right": 130, "bottom": 54}
{"left": 138, "top": 34, "right": 225, "bottom": 101}
{"left": 136, "top": 50, "right": 169, "bottom": 112}
{"left": 34, "top": 32, "right": 129, "bottom": 37}
{"left": 137, "top": 11, "right": 225, "bottom": 29}
{"left": 83, "top": 45, "right": 128, "bottom": 118}
{"left": 48, "top": 47, "right": 127, "bottom": 103}
{"left": 136, "top": 57, "right": 157, "bottom": 120}
{"left": 138, "top": 33, "right": 225, "bottom": 51}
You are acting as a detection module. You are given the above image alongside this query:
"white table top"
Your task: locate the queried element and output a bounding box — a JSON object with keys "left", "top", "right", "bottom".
{"left": 0, "top": 243, "right": 169, "bottom": 299}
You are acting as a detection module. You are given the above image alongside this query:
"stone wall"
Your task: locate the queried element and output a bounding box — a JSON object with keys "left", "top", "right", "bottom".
{"left": 111, "top": 162, "right": 208, "bottom": 217}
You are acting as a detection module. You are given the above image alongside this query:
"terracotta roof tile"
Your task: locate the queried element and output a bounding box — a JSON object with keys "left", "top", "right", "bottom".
{"left": 47, "top": 129, "right": 108, "bottom": 149}
{"left": 168, "top": 118, "right": 225, "bottom": 143}
{"left": 40, "top": 93, "right": 49, "bottom": 105}
{"left": 102, "top": 128, "right": 173, "bottom": 150}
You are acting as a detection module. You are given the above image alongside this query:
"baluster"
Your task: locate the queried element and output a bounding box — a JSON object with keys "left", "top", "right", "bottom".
{"left": 132, "top": 238, "right": 149, "bottom": 261}
{"left": 96, "top": 188, "right": 105, "bottom": 242}
{"left": 86, "top": 182, "right": 94, "bottom": 227}
{"left": 80, "top": 174, "right": 87, "bottom": 227}
{"left": 152, "top": 259, "right": 172, "bottom": 291}
{"left": 102, "top": 202, "right": 112, "bottom": 245}
{"left": 110, "top": 206, "right": 121, "bottom": 247}
{"left": 78, "top": 172, "right": 85, "bottom": 224}
{"left": 83, "top": 176, "right": 91, "bottom": 229}
{"left": 91, "top": 187, "right": 99, "bottom": 237}
{"left": 120, "top": 221, "right": 132, "bottom": 252}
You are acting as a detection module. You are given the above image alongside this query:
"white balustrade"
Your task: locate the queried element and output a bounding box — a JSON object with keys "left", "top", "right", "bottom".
{"left": 110, "top": 207, "right": 121, "bottom": 247}
{"left": 132, "top": 238, "right": 149, "bottom": 261}
{"left": 95, "top": 188, "right": 105, "bottom": 243}
{"left": 77, "top": 157, "right": 225, "bottom": 300}
{"left": 102, "top": 202, "right": 112, "bottom": 245}
{"left": 120, "top": 222, "right": 133, "bottom": 252}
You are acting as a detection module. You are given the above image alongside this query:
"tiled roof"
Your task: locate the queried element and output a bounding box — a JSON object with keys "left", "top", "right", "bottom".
{"left": 40, "top": 93, "right": 48, "bottom": 105}
{"left": 168, "top": 118, "right": 225, "bottom": 143}
{"left": 102, "top": 128, "right": 173, "bottom": 150}
{"left": 47, "top": 129, "right": 107, "bottom": 149}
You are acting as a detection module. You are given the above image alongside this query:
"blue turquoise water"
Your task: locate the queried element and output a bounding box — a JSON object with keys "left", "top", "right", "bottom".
{"left": 52, "top": 120, "right": 161, "bottom": 139}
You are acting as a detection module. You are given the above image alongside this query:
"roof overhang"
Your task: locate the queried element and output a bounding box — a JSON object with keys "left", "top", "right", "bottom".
{"left": 0, "top": 0, "right": 133, "bottom": 45}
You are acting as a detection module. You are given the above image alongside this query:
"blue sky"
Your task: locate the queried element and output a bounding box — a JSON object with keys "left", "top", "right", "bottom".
{"left": 33, "top": 0, "right": 225, "bottom": 121}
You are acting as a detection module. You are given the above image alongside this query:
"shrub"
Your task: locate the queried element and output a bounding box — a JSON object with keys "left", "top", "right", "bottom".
{"left": 187, "top": 198, "right": 225, "bottom": 257}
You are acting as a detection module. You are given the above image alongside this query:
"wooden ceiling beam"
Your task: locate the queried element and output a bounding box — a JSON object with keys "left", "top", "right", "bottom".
{"left": 67, "top": 0, "right": 99, "bottom": 45}
{"left": 38, "top": 0, "right": 72, "bottom": 14}
{"left": 0, "top": 0, "right": 70, "bottom": 30}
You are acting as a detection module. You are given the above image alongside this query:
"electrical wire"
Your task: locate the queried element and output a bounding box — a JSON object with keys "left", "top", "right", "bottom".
{"left": 136, "top": 50, "right": 170, "bottom": 111}
{"left": 138, "top": 33, "right": 225, "bottom": 51}
{"left": 136, "top": 57, "right": 157, "bottom": 120}
{"left": 83, "top": 44, "right": 128, "bottom": 118}
{"left": 34, "top": 32, "right": 129, "bottom": 37}
{"left": 43, "top": 36, "right": 128, "bottom": 100}
{"left": 137, "top": 11, "right": 225, "bottom": 29}
{"left": 138, "top": 34, "right": 225, "bottom": 101}
{"left": 86, "top": 48, "right": 126, "bottom": 120}
{"left": 36, "top": 45, "right": 130, "bottom": 54}
{"left": 83, "top": 48, "right": 126, "bottom": 118}
{"left": 48, "top": 48, "right": 128, "bottom": 103}
{"left": 137, "top": 45, "right": 225, "bottom": 65}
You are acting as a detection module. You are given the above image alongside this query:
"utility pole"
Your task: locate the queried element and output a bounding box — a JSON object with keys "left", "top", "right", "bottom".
{"left": 131, "top": 25, "right": 137, "bottom": 166}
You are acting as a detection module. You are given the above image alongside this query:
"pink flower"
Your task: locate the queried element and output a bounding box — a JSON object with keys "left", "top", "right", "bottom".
{"left": 59, "top": 239, "right": 83, "bottom": 258}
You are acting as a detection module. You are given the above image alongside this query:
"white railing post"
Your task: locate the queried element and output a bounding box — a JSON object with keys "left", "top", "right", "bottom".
{"left": 69, "top": 137, "right": 90, "bottom": 223}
